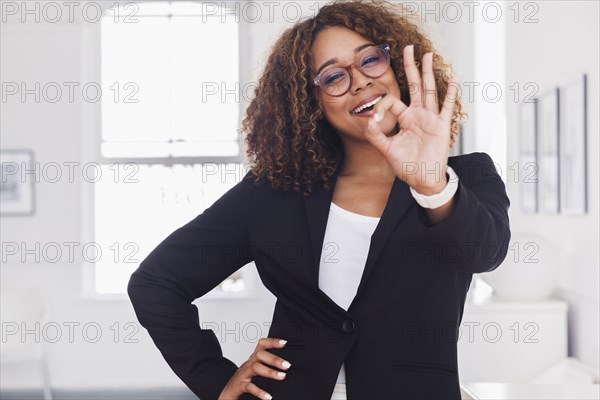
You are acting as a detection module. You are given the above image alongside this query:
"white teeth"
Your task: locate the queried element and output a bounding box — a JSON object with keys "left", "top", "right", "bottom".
{"left": 352, "top": 95, "right": 383, "bottom": 114}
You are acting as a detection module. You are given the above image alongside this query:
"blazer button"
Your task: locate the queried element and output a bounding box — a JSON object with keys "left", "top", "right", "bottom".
{"left": 342, "top": 319, "right": 356, "bottom": 333}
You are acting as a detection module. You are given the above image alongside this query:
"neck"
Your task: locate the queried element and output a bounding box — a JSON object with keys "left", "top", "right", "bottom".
{"left": 337, "top": 140, "right": 396, "bottom": 181}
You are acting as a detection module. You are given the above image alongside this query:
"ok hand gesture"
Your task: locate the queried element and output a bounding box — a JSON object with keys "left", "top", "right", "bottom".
{"left": 365, "top": 45, "right": 459, "bottom": 195}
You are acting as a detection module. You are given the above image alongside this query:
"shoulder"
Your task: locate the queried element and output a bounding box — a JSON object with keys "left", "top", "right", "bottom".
{"left": 222, "top": 170, "right": 298, "bottom": 206}
{"left": 238, "top": 170, "right": 276, "bottom": 195}
{"left": 448, "top": 152, "right": 501, "bottom": 186}
{"left": 211, "top": 172, "right": 259, "bottom": 211}
{"left": 224, "top": 170, "right": 306, "bottom": 223}
{"left": 448, "top": 151, "right": 493, "bottom": 166}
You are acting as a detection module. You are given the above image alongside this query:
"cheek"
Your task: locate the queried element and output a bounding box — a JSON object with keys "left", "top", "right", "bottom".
{"left": 382, "top": 72, "right": 400, "bottom": 93}
{"left": 389, "top": 78, "right": 401, "bottom": 96}
{"left": 322, "top": 104, "right": 352, "bottom": 131}
{"left": 322, "top": 98, "right": 348, "bottom": 119}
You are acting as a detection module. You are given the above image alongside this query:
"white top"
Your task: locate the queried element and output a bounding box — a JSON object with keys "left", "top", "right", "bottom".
{"left": 318, "top": 201, "right": 380, "bottom": 384}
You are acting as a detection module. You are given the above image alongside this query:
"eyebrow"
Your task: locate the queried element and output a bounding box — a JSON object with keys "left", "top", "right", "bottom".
{"left": 316, "top": 43, "right": 375, "bottom": 75}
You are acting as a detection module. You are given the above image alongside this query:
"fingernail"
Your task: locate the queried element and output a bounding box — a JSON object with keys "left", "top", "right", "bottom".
{"left": 279, "top": 339, "right": 287, "bottom": 345}
{"left": 264, "top": 393, "right": 273, "bottom": 400}
{"left": 373, "top": 112, "right": 382, "bottom": 122}
{"left": 277, "top": 372, "right": 286, "bottom": 378}
{"left": 282, "top": 360, "right": 292, "bottom": 369}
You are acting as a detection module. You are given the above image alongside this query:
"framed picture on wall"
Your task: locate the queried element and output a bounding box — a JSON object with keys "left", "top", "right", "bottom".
{"left": 0, "top": 150, "right": 35, "bottom": 216}
{"left": 559, "top": 74, "right": 587, "bottom": 214}
{"left": 536, "top": 89, "right": 560, "bottom": 214}
{"left": 518, "top": 100, "right": 538, "bottom": 212}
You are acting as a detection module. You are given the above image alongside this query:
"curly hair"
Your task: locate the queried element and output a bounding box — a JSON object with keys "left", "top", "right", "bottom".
{"left": 239, "top": 0, "right": 467, "bottom": 198}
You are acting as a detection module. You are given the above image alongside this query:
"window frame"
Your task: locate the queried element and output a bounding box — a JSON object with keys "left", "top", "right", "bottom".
{"left": 80, "top": 3, "right": 258, "bottom": 302}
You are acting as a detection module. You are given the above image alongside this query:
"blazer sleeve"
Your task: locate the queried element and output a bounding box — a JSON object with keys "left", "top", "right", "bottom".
{"left": 127, "top": 178, "right": 255, "bottom": 400}
{"left": 415, "top": 152, "right": 511, "bottom": 274}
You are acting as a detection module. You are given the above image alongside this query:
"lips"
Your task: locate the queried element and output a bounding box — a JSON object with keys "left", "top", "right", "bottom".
{"left": 350, "top": 93, "right": 386, "bottom": 115}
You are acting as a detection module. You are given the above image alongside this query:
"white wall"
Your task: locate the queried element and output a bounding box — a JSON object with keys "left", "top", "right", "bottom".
{"left": 433, "top": 0, "right": 599, "bottom": 371}
{"left": 504, "top": 0, "right": 599, "bottom": 370}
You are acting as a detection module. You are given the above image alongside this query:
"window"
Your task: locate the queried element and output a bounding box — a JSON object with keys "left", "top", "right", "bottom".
{"left": 100, "top": 1, "right": 241, "bottom": 158}
{"left": 85, "top": 1, "right": 253, "bottom": 299}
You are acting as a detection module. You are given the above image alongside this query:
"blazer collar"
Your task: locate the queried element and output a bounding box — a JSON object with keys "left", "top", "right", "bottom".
{"left": 303, "top": 167, "right": 413, "bottom": 313}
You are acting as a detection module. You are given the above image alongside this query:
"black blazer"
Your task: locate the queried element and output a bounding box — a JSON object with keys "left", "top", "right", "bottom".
{"left": 128, "top": 151, "right": 511, "bottom": 400}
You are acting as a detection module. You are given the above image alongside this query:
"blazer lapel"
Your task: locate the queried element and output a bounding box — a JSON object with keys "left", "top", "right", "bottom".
{"left": 303, "top": 170, "right": 414, "bottom": 312}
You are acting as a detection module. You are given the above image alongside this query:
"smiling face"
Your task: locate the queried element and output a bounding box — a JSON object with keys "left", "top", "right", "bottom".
{"left": 310, "top": 26, "right": 401, "bottom": 141}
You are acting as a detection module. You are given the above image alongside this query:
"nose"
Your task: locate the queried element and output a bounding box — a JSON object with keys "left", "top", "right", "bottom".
{"left": 349, "top": 64, "right": 374, "bottom": 94}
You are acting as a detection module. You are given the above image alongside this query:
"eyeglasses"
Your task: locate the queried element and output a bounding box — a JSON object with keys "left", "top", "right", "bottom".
{"left": 313, "top": 44, "right": 391, "bottom": 97}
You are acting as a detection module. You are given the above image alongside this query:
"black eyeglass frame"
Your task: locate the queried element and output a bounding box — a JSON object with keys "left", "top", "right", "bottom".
{"left": 312, "top": 43, "right": 392, "bottom": 97}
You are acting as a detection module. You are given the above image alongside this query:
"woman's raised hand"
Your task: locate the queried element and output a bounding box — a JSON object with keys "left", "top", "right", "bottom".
{"left": 365, "top": 44, "right": 459, "bottom": 195}
{"left": 218, "top": 337, "right": 291, "bottom": 400}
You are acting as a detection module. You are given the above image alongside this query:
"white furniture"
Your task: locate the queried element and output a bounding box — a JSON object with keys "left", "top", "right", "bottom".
{"left": 530, "top": 357, "right": 599, "bottom": 384}
{"left": 461, "top": 383, "right": 600, "bottom": 399}
{"left": 458, "top": 295, "right": 568, "bottom": 383}
{"left": 0, "top": 285, "right": 53, "bottom": 400}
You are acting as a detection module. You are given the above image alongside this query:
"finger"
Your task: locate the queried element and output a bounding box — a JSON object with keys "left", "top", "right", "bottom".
{"left": 245, "top": 382, "right": 273, "bottom": 400}
{"left": 256, "top": 350, "right": 292, "bottom": 370}
{"left": 440, "top": 76, "right": 459, "bottom": 122}
{"left": 258, "top": 337, "right": 288, "bottom": 349}
{"left": 365, "top": 117, "right": 391, "bottom": 157}
{"left": 404, "top": 44, "right": 423, "bottom": 107}
{"left": 371, "top": 92, "right": 407, "bottom": 123}
{"left": 251, "top": 361, "right": 288, "bottom": 381}
{"left": 422, "top": 52, "right": 438, "bottom": 112}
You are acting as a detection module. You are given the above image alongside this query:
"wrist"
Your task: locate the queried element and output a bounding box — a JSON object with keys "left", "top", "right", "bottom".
{"left": 409, "top": 166, "right": 459, "bottom": 209}
{"left": 412, "top": 174, "right": 448, "bottom": 195}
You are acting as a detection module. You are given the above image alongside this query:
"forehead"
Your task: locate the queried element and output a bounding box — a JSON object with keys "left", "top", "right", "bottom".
{"left": 310, "top": 26, "right": 373, "bottom": 68}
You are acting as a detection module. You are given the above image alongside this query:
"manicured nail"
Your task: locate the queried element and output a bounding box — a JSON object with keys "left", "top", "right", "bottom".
{"left": 282, "top": 360, "right": 292, "bottom": 369}
{"left": 277, "top": 371, "right": 286, "bottom": 378}
{"left": 279, "top": 339, "right": 287, "bottom": 345}
{"left": 264, "top": 393, "right": 272, "bottom": 400}
{"left": 373, "top": 112, "right": 382, "bottom": 122}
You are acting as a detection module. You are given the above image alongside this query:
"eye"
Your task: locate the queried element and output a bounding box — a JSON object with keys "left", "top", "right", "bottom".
{"left": 361, "top": 55, "right": 381, "bottom": 67}
{"left": 323, "top": 71, "right": 346, "bottom": 85}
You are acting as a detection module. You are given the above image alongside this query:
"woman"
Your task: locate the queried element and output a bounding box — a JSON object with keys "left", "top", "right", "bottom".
{"left": 127, "top": 1, "right": 511, "bottom": 399}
